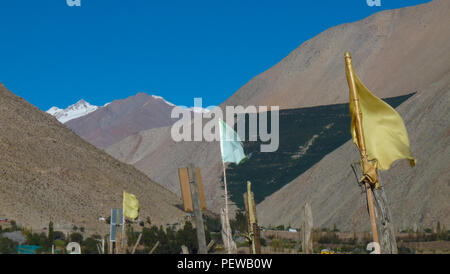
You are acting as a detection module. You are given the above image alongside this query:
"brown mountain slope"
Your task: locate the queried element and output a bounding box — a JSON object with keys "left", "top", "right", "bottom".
{"left": 0, "top": 84, "right": 184, "bottom": 233}
{"left": 107, "top": 0, "right": 449, "bottom": 216}
{"left": 257, "top": 72, "right": 450, "bottom": 231}
{"left": 65, "top": 93, "right": 177, "bottom": 149}
{"left": 106, "top": 126, "right": 226, "bottom": 213}
{"left": 224, "top": 0, "right": 450, "bottom": 109}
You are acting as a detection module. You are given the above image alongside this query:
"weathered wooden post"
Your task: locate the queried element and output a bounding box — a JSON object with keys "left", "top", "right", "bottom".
{"left": 301, "top": 202, "right": 313, "bottom": 254}
{"left": 243, "top": 181, "right": 261, "bottom": 254}
{"left": 181, "top": 245, "right": 190, "bottom": 254}
{"left": 148, "top": 241, "right": 160, "bottom": 254}
{"left": 352, "top": 164, "right": 398, "bottom": 254}
{"left": 207, "top": 240, "right": 216, "bottom": 253}
{"left": 374, "top": 172, "right": 398, "bottom": 254}
{"left": 131, "top": 233, "right": 143, "bottom": 254}
{"left": 220, "top": 208, "right": 237, "bottom": 254}
{"left": 188, "top": 164, "right": 207, "bottom": 254}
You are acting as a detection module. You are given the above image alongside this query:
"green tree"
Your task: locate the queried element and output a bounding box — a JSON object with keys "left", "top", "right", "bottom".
{"left": 69, "top": 232, "right": 83, "bottom": 244}
{"left": 48, "top": 221, "right": 54, "bottom": 245}
{"left": 82, "top": 237, "right": 99, "bottom": 254}
{"left": 230, "top": 211, "right": 247, "bottom": 235}
{"left": 9, "top": 220, "right": 19, "bottom": 231}
{"left": 176, "top": 221, "right": 197, "bottom": 254}
{"left": 204, "top": 215, "right": 221, "bottom": 232}
{"left": 142, "top": 226, "right": 159, "bottom": 249}
{"left": 126, "top": 225, "right": 139, "bottom": 247}
{"left": 53, "top": 231, "right": 66, "bottom": 241}
{"left": 0, "top": 237, "right": 17, "bottom": 254}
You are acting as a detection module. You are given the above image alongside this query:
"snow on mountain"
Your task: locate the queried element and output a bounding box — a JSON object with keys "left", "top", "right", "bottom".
{"left": 47, "top": 99, "right": 100, "bottom": 123}
{"left": 151, "top": 95, "right": 176, "bottom": 107}
{"left": 48, "top": 94, "right": 210, "bottom": 125}
{"left": 150, "top": 94, "right": 210, "bottom": 113}
{"left": 47, "top": 106, "right": 62, "bottom": 116}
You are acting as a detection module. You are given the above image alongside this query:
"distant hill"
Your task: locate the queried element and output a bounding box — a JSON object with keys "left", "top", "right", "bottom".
{"left": 0, "top": 84, "right": 184, "bottom": 233}
{"left": 65, "top": 93, "right": 178, "bottom": 149}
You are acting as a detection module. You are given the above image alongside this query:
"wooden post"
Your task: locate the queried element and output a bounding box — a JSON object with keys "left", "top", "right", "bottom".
{"left": 301, "top": 202, "right": 313, "bottom": 254}
{"left": 243, "top": 193, "right": 252, "bottom": 254}
{"left": 149, "top": 241, "right": 160, "bottom": 254}
{"left": 220, "top": 208, "right": 237, "bottom": 254}
{"left": 252, "top": 223, "right": 261, "bottom": 254}
{"left": 374, "top": 172, "right": 398, "bottom": 254}
{"left": 345, "top": 52, "right": 379, "bottom": 246}
{"left": 131, "top": 233, "right": 142, "bottom": 254}
{"left": 189, "top": 165, "right": 207, "bottom": 254}
{"left": 181, "top": 245, "right": 190, "bottom": 254}
{"left": 207, "top": 240, "right": 215, "bottom": 253}
{"left": 243, "top": 181, "right": 261, "bottom": 254}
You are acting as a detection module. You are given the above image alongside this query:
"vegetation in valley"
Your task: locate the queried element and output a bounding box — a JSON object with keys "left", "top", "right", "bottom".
{"left": 225, "top": 94, "right": 414, "bottom": 209}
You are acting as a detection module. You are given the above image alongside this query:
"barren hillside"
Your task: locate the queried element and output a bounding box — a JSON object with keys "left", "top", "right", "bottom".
{"left": 224, "top": 0, "right": 449, "bottom": 109}
{"left": 0, "top": 84, "right": 185, "bottom": 233}
{"left": 257, "top": 73, "right": 450, "bottom": 231}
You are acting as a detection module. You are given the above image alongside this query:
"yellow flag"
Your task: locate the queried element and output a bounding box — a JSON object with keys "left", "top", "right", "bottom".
{"left": 347, "top": 61, "right": 415, "bottom": 170}
{"left": 123, "top": 191, "right": 139, "bottom": 219}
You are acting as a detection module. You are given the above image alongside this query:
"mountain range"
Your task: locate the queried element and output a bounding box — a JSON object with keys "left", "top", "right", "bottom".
{"left": 3, "top": 0, "right": 448, "bottom": 234}
{"left": 48, "top": 93, "right": 209, "bottom": 149}
{"left": 103, "top": 0, "right": 450, "bottom": 232}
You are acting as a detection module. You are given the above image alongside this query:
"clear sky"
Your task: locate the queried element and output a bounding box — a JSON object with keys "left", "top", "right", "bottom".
{"left": 0, "top": 0, "right": 430, "bottom": 110}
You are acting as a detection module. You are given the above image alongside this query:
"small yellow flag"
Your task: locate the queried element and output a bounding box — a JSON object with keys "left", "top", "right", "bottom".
{"left": 347, "top": 62, "right": 416, "bottom": 170}
{"left": 123, "top": 191, "right": 139, "bottom": 219}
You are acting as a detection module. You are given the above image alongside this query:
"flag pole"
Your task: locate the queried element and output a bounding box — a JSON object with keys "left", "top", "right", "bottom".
{"left": 121, "top": 192, "right": 126, "bottom": 254}
{"left": 222, "top": 163, "right": 232, "bottom": 254}
{"left": 345, "top": 52, "right": 379, "bottom": 245}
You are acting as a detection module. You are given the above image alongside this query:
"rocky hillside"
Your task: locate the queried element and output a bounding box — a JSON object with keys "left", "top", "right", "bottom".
{"left": 0, "top": 84, "right": 185, "bottom": 233}
{"left": 257, "top": 73, "right": 450, "bottom": 232}
{"left": 224, "top": 0, "right": 450, "bottom": 109}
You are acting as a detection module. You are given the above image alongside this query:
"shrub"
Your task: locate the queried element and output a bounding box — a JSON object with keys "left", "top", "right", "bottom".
{"left": 69, "top": 232, "right": 83, "bottom": 244}
{"left": 0, "top": 237, "right": 17, "bottom": 254}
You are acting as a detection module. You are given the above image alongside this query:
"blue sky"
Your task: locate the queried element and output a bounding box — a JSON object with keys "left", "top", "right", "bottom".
{"left": 0, "top": 0, "right": 430, "bottom": 110}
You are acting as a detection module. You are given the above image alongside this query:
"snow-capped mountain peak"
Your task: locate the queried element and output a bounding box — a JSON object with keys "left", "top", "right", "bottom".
{"left": 47, "top": 106, "right": 62, "bottom": 116}
{"left": 47, "top": 99, "right": 99, "bottom": 123}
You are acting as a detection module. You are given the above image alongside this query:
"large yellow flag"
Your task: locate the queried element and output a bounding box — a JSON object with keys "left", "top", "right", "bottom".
{"left": 123, "top": 191, "right": 139, "bottom": 219}
{"left": 346, "top": 55, "right": 415, "bottom": 171}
